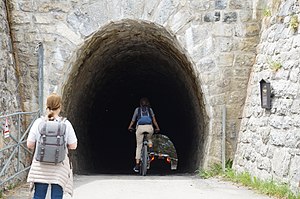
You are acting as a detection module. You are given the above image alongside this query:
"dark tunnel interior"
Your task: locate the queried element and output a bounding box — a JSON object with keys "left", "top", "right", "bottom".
{"left": 63, "top": 20, "right": 207, "bottom": 175}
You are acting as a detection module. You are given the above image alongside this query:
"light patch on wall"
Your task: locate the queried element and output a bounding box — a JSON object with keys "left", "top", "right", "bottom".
{"left": 52, "top": 47, "right": 64, "bottom": 71}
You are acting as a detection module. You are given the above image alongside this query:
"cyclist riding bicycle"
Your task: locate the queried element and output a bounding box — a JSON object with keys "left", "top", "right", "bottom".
{"left": 128, "top": 97, "right": 160, "bottom": 173}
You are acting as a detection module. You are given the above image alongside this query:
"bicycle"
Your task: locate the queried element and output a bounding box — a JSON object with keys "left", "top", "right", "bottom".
{"left": 129, "top": 128, "right": 157, "bottom": 176}
{"left": 140, "top": 131, "right": 151, "bottom": 176}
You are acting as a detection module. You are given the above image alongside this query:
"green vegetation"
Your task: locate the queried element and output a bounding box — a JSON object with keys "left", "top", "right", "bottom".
{"left": 268, "top": 59, "right": 282, "bottom": 72}
{"left": 7, "top": 183, "right": 15, "bottom": 190}
{"left": 263, "top": 8, "right": 271, "bottom": 17}
{"left": 198, "top": 163, "right": 222, "bottom": 179}
{"left": 290, "top": 15, "right": 299, "bottom": 32}
{"left": 198, "top": 160, "right": 300, "bottom": 199}
{"left": 270, "top": 61, "right": 282, "bottom": 71}
{"left": 0, "top": 182, "right": 20, "bottom": 198}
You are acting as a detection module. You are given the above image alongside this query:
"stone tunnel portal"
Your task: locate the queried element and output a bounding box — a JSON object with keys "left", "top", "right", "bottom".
{"left": 63, "top": 20, "right": 207, "bottom": 174}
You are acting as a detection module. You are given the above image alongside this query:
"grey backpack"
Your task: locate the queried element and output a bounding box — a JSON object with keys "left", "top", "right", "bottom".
{"left": 36, "top": 117, "right": 67, "bottom": 164}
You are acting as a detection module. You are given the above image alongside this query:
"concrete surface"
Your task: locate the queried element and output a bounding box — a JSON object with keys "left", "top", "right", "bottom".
{"left": 6, "top": 174, "right": 273, "bottom": 199}
{"left": 68, "top": 174, "right": 271, "bottom": 199}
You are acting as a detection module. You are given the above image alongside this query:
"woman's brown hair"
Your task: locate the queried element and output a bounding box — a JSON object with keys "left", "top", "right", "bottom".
{"left": 46, "top": 93, "right": 62, "bottom": 120}
{"left": 139, "top": 97, "right": 150, "bottom": 107}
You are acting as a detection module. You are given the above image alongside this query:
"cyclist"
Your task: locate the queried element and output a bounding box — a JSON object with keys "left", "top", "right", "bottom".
{"left": 128, "top": 97, "right": 160, "bottom": 173}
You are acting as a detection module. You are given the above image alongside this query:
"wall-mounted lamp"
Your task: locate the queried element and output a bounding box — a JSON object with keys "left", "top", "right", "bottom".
{"left": 259, "top": 79, "right": 271, "bottom": 109}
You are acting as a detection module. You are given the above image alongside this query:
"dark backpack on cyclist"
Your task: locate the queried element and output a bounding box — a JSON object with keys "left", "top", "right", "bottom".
{"left": 137, "top": 107, "right": 152, "bottom": 125}
{"left": 36, "top": 117, "right": 67, "bottom": 164}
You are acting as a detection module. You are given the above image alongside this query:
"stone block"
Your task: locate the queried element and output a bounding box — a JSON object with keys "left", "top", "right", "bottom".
{"left": 185, "top": 25, "right": 209, "bottom": 49}
{"left": 215, "top": 0, "right": 227, "bottom": 9}
{"left": 223, "top": 12, "right": 237, "bottom": 24}
{"left": 190, "top": 37, "right": 214, "bottom": 62}
{"left": 33, "top": 14, "right": 53, "bottom": 24}
{"left": 269, "top": 130, "right": 286, "bottom": 146}
{"left": 37, "top": 2, "right": 71, "bottom": 13}
{"left": 272, "top": 148, "right": 292, "bottom": 178}
{"left": 271, "top": 81, "right": 299, "bottom": 99}
{"left": 292, "top": 35, "right": 300, "bottom": 48}
{"left": 215, "top": 37, "right": 233, "bottom": 52}
{"left": 204, "top": 12, "right": 215, "bottom": 22}
{"left": 245, "top": 147, "right": 255, "bottom": 162}
{"left": 188, "top": 0, "right": 213, "bottom": 12}
{"left": 202, "top": 12, "right": 219, "bottom": 22}
{"left": 201, "top": 73, "right": 219, "bottom": 86}
{"left": 233, "top": 67, "right": 252, "bottom": 78}
{"left": 291, "top": 99, "right": 300, "bottom": 114}
{"left": 233, "top": 154, "right": 246, "bottom": 167}
{"left": 153, "top": 0, "right": 179, "bottom": 25}
{"left": 229, "top": 0, "right": 251, "bottom": 9}
{"left": 142, "top": 0, "right": 160, "bottom": 19}
{"left": 214, "top": 11, "right": 221, "bottom": 21}
{"left": 168, "top": 8, "right": 193, "bottom": 33}
{"left": 260, "top": 128, "right": 271, "bottom": 144}
{"left": 257, "top": 156, "right": 271, "bottom": 172}
{"left": 239, "top": 10, "right": 252, "bottom": 22}
{"left": 256, "top": 169, "right": 272, "bottom": 181}
{"left": 245, "top": 23, "right": 261, "bottom": 37}
{"left": 227, "top": 91, "right": 246, "bottom": 104}
{"left": 289, "top": 154, "right": 300, "bottom": 188}
{"left": 213, "top": 24, "right": 234, "bottom": 37}
{"left": 19, "top": 2, "right": 36, "bottom": 12}
{"left": 234, "top": 53, "right": 256, "bottom": 67}
{"left": 55, "top": 22, "right": 83, "bottom": 45}
{"left": 210, "top": 94, "right": 226, "bottom": 105}
{"left": 285, "top": 130, "right": 298, "bottom": 148}
{"left": 12, "top": 13, "right": 31, "bottom": 24}
{"left": 274, "top": 99, "right": 293, "bottom": 115}
{"left": 216, "top": 53, "right": 234, "bottom": 66}
{"left": 120, "top": 0, "right": 144, "bottom": 18}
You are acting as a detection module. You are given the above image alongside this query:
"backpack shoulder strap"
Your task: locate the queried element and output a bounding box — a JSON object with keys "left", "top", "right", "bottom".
{"left": 138, "top": 107, "right": 141, "bottom": 118}
{"left": 146, "top": 107, "right": 150, "bottom": 116}
{"left": 59, "top": 117, "right": 67, "bottom": 136}
{"left": 60, "top": 117, "right": 67, "bottom": 123}
{"left": 38, "top": 116, "right": 47, "bottom": 135}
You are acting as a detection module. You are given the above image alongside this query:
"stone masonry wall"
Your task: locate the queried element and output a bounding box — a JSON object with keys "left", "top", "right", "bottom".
{"left": 0, "top": 0, "right": 21, "bottom": 146}
{"left": 6, "top": 0, "right": 265, "bottom": 167}
{"left": 0, "top": 0, "right": 27, "bottom": 188}
{"left": 0, "top": 1, "right": 20, "bottom": 116}
{"left": 1, "top": 0, "right": 299, "bottom": 191}
{"left": 234, "top": 0, "right": 300, "bottom": 193}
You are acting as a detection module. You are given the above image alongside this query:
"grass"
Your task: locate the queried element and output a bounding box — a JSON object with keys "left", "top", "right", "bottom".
{"left": 0, "top": 182, "right": 21, "bottom": 198}
{"left": 198, "top": 160, "right": 300, "bottom": 199}
{"left": 198, "top": 163, "right": 222, "bottom": 179}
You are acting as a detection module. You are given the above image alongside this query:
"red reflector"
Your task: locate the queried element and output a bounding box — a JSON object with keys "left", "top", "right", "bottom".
{"left": 150, "top": 156, "right": 155, "bottom": 162}
{"left": 166, "top": 157, "right": 171, "bottom": 163}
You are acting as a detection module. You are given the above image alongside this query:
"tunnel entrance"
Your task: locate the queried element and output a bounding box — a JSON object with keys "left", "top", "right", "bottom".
{"left": 63, "top": 20, "right": 207, "bottom": 174}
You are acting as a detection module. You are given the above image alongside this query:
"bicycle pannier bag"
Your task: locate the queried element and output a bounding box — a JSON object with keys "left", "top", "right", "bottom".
{"left": 137, "top": 107, "right": 152, "bottom": 125}
{"left": 36, "top": 118, "right": 67, "bottom": 164}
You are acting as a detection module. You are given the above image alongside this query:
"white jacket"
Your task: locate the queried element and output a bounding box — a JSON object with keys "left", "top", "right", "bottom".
{"left": 27, "top": 155, "right": 74, "bottom": 196}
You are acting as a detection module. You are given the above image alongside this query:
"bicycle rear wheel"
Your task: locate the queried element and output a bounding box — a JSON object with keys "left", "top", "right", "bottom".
{"left": 140, "top": 145, "right": 148, "bottom": 176}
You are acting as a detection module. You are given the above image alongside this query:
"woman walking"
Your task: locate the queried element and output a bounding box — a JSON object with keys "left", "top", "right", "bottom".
{"left": 27, "top": 93, "right": 78, "bottom": 199}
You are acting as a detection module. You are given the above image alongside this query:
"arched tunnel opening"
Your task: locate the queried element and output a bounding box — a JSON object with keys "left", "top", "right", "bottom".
{"left": 63, "top": 20, "right": 208, "bottom": 174}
